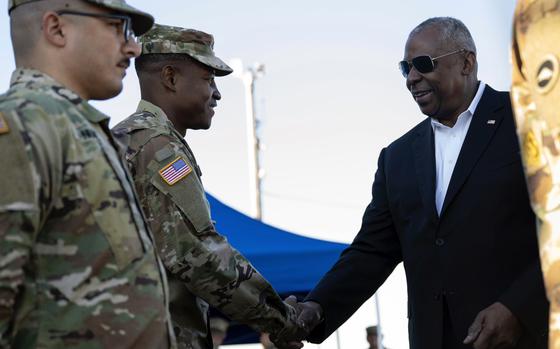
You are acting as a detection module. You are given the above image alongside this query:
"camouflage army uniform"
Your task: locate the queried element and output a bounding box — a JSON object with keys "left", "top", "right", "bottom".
{"left": 113, "top": 99, "right": 299, "bottom": 349}
{"left": 512, "top": 1, "right": 560, "bottom": 348}
{"left": 110, "top": 23, "right": 301, "bottom": 349}
{"left": 0, "top": 69, "right": 176, "bottom": 349}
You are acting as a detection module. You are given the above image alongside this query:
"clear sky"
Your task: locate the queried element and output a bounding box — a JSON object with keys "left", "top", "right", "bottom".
{"left": 1, "top": 1, "right": 517, "bottom": 348}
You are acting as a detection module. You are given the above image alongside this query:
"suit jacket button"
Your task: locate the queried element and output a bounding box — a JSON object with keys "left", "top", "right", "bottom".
{"left": 435, "top": 238, "right": 445, "bottom": 246}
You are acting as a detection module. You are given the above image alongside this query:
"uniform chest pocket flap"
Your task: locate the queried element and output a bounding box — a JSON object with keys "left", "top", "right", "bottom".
{"left": 150, "top": 162, "right": 213, "bottom": 234}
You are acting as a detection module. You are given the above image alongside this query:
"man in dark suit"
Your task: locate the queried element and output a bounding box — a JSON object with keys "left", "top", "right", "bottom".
{"left": 280, "top": 17, "right": 549, "bottom": 349}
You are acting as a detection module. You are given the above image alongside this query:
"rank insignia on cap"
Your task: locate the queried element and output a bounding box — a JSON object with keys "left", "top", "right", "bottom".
{"left": 0, "top": 112, "right": 9, "bottom": 135}
{"left": 159, "top": 157, "right": 192, "bottom": 185}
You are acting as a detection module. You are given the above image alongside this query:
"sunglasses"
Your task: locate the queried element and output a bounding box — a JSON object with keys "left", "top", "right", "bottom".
{"left": 398, "top": 49, "right": 466, "bottom": 78}
{"left": 56, "top": 10, "right": 136, "bottom": 43}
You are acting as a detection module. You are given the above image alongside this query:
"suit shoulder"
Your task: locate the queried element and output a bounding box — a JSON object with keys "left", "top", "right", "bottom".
{"left": 481, "top": 85, "right": 511, "bottom": 107}
{"left": 385, "top": 118, "right": 430, "bottom": 153}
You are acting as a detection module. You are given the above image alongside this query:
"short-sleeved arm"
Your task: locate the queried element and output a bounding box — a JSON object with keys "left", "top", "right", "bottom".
{"left": 131, "top": 134, "right": 299, "bottom": 338}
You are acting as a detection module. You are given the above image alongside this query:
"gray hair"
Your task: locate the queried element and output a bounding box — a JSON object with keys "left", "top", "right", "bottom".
{"left": 409, "top": 17, "right": 477, "bottom": 54}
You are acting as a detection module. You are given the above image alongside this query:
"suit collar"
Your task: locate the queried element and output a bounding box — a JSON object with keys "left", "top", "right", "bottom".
{"left": 440, "top": 85, "right": 505, "bottom": 215}
{"left": 412, "top": 119, "right": 438, "bottom": 220}
{"left": 411, "top": 85, "right": 505, "bottom": 219}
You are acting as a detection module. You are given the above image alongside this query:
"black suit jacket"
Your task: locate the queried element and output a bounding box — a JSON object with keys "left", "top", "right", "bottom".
{"left": 306, "top": 86, "right": 548, "bottom": 349}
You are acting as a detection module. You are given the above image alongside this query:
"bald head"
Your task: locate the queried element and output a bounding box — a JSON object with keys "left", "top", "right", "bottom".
{"left": 407, "top": 17, "right": 478, "bottom": 80}
{"left": 409, "top": 17, "right": 477, "bottom": 55}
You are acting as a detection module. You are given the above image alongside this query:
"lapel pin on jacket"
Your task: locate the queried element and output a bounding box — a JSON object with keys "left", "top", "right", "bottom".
{"left": 487, "top": 119, "right": 496, "bottom": 125}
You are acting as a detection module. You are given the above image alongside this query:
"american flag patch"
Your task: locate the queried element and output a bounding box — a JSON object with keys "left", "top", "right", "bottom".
{"left": 0, "top": 112, "right": 9, "bottom": 135}
{"left": 159, "top": 157, "right": 192, "bottom": 185}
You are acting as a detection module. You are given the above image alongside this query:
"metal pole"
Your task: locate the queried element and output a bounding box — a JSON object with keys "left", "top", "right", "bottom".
{"left": 232, "top": 59, "right": 265, "bottom": 221}
{"left": 374, "top": 293, "right": 384, "bottom": 349}
{"left": 335, "top": 329, "right": 341, "bottom": 349}
{"left": 242, "top": 72, "right": 262, "bottom": 220}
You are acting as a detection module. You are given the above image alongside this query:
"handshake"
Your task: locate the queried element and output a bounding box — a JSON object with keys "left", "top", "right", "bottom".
{"left": 270, "top": 296, "right": 324, "bottom": 349}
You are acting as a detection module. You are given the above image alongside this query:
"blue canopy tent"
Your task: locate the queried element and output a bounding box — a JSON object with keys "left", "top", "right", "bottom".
{"left": 205, "top": 193, "right": 348, "bottom": 344}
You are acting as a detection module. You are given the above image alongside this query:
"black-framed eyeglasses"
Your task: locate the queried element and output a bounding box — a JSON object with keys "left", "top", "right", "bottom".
{"left": 56, "top": 10, "right": 136, "bottom": 43}
{"left": 398, "top": 49, "right": 466, "bottom": 78}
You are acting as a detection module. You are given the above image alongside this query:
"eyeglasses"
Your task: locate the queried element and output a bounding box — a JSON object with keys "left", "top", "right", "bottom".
{"left": 398, "top": 49, "right": 466, "bottom": 78}
{"left": 56, "top": 10, "right": 136, "bottom": 43}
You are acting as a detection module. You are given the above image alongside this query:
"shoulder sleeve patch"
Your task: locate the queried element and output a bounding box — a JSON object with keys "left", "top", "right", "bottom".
{"left": 159, "top": 157, "right": 192, "bottom": 185}
{"left": 0, "top": 112, "right": 10, "bottom": 135}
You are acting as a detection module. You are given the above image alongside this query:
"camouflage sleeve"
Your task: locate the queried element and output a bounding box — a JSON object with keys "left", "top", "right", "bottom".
{"left": 132, "top": 135, "right": 299, "bottom": 339}
{"left": 0, "top": 112, "right": 37, "bottom": 348}
{"left": 0, "top": 109, "right": 57, "bottom": 348}
{"left": 511, "top": 1, "right": 560, "bottom": 343}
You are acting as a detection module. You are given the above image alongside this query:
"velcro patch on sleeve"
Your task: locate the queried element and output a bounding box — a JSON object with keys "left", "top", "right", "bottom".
{"left": 0, "top": 112, "right": 10, "bottom": 135}
{"left": 155, "top": 146, "right": 174, "bottom": 162}
{"left": 159, "top": 157, "right": 192, "bottom": 185}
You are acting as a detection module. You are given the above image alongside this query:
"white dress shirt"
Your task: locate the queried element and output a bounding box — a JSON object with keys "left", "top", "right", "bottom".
{"left": 431, "top": 82, "right": 486, "bottom": 215}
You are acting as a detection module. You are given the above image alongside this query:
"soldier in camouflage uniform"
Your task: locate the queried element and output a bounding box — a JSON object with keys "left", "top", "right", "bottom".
{"left": 0, "top": 1, "right": 176, "bottom": 348}
{"left": 512, "top": 1, "right": 560, "bottom": 348}
{"left": 111, "top": 24, "right": 303, "bottom": 349}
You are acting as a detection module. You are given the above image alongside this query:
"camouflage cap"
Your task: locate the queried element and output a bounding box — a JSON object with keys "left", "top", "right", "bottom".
{"left": 139, "top": 24, "right": 233, "bottom": 77}
{"left": 8, "top": 0, "right": 154, "bottom": 36}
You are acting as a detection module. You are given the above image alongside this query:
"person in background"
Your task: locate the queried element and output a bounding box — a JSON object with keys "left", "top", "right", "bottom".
{"left": 112, "top": 24, "right": 303, "bottom": 349}
{"left": 366, "top": 326, "right": 379, "bottom": 349}
{"left": 366, "top": 325, "right": 391, "bottom": 349}
{"left": 0, "top": 0, "right": 177, "bottom": 348}
{"left": 511, "top": 1, "right": 560, "bottom": 348}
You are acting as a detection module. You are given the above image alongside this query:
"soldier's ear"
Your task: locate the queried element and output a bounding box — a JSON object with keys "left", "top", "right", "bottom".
{"left": 161, "top": 65, "right": 178, "bottom": 92}
{"left": 42, "top": 11, "right": 66, "bottom": 47}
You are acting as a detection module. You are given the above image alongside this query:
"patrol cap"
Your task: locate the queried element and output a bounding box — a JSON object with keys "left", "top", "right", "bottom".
{"left": 366, "top": 326, "right": 378, "bottom": 336}
{"left": 139, "top": 24, "right": 233, "bottom": 77}
{"left": 8, "top": 0, "right": 154, "bottom": 36}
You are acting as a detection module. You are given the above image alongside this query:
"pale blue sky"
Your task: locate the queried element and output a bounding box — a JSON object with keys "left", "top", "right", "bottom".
{"left": 0, "top": 2, "right": 517, "bottom": 348}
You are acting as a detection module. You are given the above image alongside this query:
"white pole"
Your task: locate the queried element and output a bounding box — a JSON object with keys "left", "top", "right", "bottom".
{"left": 230, "top": 59, "right": 265, "bottom": 220}
{"left": 335, "top": 329, "right": 341, "bottom": 349}
{"left": 374, "top": 293, "right": 383, "bottom": 349}
{"left": 242, "top": 73, "right": 261, "bottom": 220}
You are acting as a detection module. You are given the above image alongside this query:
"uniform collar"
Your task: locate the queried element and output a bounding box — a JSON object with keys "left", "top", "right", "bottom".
{"left": 136, "top": 99, "right": 170, "bottom": 123}
{"left": 9, "top": 68, "right": 110, "bottom": 124}
{"left": 136, "top": 99, "right": 182, "bottom": 137}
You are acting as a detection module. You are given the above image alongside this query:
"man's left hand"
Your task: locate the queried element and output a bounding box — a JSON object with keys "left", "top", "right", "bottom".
{"left": 463, "top": 302, "right": 522, "bottom": 349}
